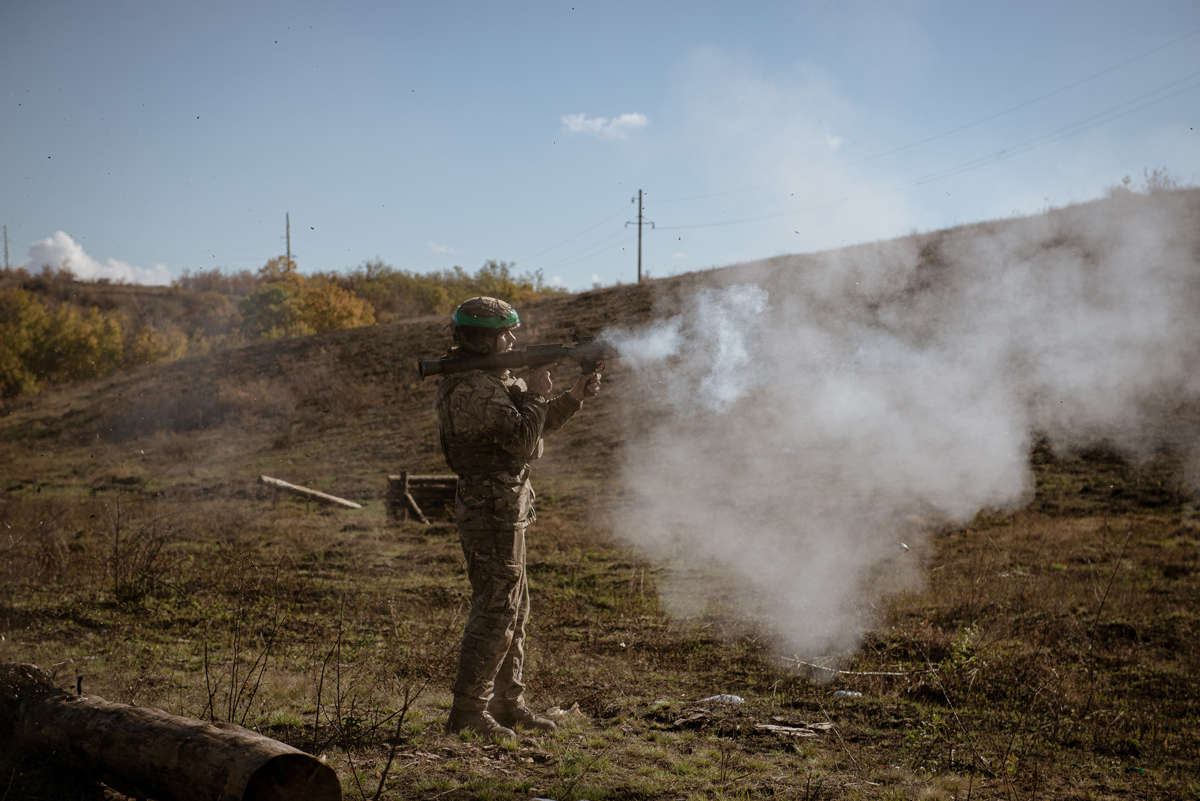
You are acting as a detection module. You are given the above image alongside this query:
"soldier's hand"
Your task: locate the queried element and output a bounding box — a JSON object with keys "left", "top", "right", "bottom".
{"left": 528, "top": 364, "right": 555, "bottom": 398}
{"left": 569, "top": 371, "right": 601, "bottom": 402}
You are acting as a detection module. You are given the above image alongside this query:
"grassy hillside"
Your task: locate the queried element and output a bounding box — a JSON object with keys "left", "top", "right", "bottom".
{"left": 1, "top": 192, "right": 1198, "bottom": 800}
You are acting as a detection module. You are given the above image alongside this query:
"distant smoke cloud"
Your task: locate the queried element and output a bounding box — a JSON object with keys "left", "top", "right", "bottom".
{"left": 561, "top": 112, "right": 648, "bottom": 141}
{"left": 606, "top": 191, "right": 1200, "bottom": 660}
{"left": 23, "top": 231, "right": 172, "bottom": 285}
{"left": 429, "top": 241, "right": 461, "bottom": 255}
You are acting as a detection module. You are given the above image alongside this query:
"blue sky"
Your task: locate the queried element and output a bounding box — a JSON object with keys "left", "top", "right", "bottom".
{"left": 2, "top": 1, "right": 1198, "bottom": 289}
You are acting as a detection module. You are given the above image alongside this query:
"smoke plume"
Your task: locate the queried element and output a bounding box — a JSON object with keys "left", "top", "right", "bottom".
{"left": 605, "top": 190, "right": 1200, "bottom": 658}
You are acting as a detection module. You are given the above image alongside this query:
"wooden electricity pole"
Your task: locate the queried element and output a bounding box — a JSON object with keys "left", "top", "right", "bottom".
{"left": 285, "top": 213, "right": 291, "bottom": 267}
{"left": 626, "top": 190, "right": 654, "bottom": 283}
{"left": 3, "top": 225, "right": 7, "bottom": 271}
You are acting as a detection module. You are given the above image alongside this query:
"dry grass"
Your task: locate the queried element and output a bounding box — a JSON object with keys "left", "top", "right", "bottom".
{"left": 1, "top": 255, "right": 1198, "bottom": 799}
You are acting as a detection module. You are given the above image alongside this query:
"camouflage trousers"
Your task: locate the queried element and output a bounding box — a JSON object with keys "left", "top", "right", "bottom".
{"left": 450, "top": 525, "right": 530, "bottom": 711}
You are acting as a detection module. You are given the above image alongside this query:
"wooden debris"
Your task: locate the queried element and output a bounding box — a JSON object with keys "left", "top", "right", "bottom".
{"left": 259, "top": 475, "right": 362, "bottom": 509}
{"left": 387, "top": 471, "right": 456, "bottom": 524}
{"left": 1, "top": 662, "right": 340, "bottom": 801}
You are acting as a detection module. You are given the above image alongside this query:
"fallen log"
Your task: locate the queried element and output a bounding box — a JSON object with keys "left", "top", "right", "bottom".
{"left": 259, "top": 475, "right": 362, "bottom": 509}
{"left": 0, "top": 663, "right": 340, "bottom": 801}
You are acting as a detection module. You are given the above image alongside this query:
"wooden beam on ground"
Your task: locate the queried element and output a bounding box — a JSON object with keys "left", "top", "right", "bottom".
{"left": 0, "top": 663, "right": 340, "bottom": 801}
{"left": 259, "top": 475, "right": 361, "bottom": 510}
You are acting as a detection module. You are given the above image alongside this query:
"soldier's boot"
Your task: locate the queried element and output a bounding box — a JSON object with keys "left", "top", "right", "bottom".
{"left": 446, "top": 703, "right": 516, "bottom": 739}
{"left": 490, "top": 702, "right": 557, "bottom": 733}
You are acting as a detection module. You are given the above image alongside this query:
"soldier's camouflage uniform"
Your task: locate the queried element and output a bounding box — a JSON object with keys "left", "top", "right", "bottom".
{"left": 436, "top": 358, "right": 582, "bottom": 714}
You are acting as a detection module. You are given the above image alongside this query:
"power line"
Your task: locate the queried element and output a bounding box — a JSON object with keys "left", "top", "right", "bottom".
{"left": 544, "top": 235, "right": 638, "bottom": 272}
{"left": 516, "top": 203, "right": 631, "bottom": 264}
{"left": 655, "top": 25, "right": 1200, "bottom": 206}
{"left": 656, "top": 71, "right": 1200, "bottom": 232}
{"left": 538, "top": 228, "right": 632, "bottom": 271}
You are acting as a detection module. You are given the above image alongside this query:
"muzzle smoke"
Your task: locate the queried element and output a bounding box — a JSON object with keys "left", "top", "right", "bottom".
{"left": 604, "top": 190, "right": 1200, "bottom": 658}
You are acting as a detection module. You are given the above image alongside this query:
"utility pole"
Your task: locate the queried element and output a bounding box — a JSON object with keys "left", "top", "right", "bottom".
{"left": 2, "top": 225, "right": 7, "bottom": 272}
{"left": 625, "top": 190, "right": 655, "bottom": 283}
{"left": 285, "top": 213, "right": 291, "bottom": 268}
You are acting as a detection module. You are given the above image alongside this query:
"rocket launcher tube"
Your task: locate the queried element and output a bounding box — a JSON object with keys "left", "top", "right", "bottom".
{"left": 418, "top": 340, "right": 615, "bottom": 380}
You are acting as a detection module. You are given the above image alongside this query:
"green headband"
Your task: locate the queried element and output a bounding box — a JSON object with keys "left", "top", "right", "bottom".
{"left": 453, "top": 307, "right": 520, "bottom": 328}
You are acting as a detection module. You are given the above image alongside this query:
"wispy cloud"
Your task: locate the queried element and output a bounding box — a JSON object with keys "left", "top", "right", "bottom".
{"left": 825, "top": 134, "right": 844, "bottom": 150}
{"left": 550, "top": 275, "right": 565, "bottom": 287}
{"left": 23, "top": 231, "right": 171, "bottom": 285}
{"left": 428, "top": 241, "right": 461, "bottom": 255}
{"left": 561, "top": 112, "right": 648, "bottom": 141}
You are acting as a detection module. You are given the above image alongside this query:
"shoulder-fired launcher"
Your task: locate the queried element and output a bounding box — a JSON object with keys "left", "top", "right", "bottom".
{"left": 418, "top": 338, "right": 616, "bottom": 380}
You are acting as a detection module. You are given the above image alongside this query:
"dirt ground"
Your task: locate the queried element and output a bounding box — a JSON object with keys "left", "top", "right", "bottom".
{"left": 1, "top": 257, "right": 1198, "bottom": 799}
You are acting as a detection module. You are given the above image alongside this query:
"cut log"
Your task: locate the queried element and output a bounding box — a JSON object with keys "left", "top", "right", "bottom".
{"left": 259, "top": 475, "right": 361, "bottom": 510}
{"left": 1, "top": 663, "right": 340, "bottom": 801}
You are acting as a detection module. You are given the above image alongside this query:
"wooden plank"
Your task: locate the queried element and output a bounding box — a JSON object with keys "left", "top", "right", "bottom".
{"left": 258, "top": 475, "right": 362, "bottom": 510}
{"left": 405, "top": 492, "right": 430, "bottom": 525}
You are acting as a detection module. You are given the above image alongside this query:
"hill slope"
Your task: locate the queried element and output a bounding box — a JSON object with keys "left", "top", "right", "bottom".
{"left": 2, "top": 189, "right": 1200, "bottom": 800}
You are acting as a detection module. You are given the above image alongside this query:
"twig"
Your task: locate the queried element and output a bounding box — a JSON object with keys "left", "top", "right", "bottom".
{"left": 814, "top": 698, "right": 861, "bottom": 773}
{"left": 2, "top": 767, "right": 15, "bottom": 801}
{"left": 783, "top": 656, "right": 920, "bottom": 676}
{"left": 202, "top": 641, "right": 217, "bottom": 722}
{"left": 373, "top": 676, "right": 435, "bottom": 801}
{"left": 1083, "top": 528, "right": 1133, "bottom": 716}
{"left": 925, "top": 661, "right": 995, "bottom": 777}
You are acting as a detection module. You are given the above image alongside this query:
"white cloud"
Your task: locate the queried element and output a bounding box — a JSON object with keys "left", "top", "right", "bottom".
{"left": 23, "top": 231, "right": 172, "bottom": 285}
{"left": 591, "top": 273, "right": 602, "bottom": 286}
{"left": 825, "top": 134, "right": 844, "bottom": 150}
{"left": 561, "top": 112, "right": 648, "bottom": 141}
{"left": 549, "top": 275, "right": 565, "bottom": 287}
{"left": 429, "top": 241, "right": 461, "bottom": 255}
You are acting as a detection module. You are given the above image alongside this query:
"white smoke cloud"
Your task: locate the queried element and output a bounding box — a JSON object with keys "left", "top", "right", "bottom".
{"left": 606, "top": 190, "right": 1200, "bottom": 659}
{"left": 24, "top": 231, "right": 172, "bottom": 285}
{"left": 561, "top": 112, "right": 649, "bottom": 141}
{"left": 429, "top": 241, "right": 461, "bottom": 255}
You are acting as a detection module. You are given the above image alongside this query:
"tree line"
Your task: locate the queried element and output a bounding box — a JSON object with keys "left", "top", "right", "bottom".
{"left": 0, "top": 257, "right": 565, "bottom": 399}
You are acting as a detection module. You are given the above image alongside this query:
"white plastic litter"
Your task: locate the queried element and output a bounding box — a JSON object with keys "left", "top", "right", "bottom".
{"left": 699, "top": 694, "right": 745, "bottom": 704}
{"left": 831, "top": 690, "right": 863, "bottom": 698}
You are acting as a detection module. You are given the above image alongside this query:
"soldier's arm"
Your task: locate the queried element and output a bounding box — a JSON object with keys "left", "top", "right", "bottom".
{"left": 543, "top": 392, "right": 582, "bottom": 434}
{"left": 475, "top": 378, "right": 549, "bottom": 458}
{"left": 543, "top": 370, "right": 599, "bottom": 434}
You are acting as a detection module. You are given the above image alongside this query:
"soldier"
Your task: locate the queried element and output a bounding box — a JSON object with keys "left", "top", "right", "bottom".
{"left": 436, "top": 296, "right": 601, "bottom": 738}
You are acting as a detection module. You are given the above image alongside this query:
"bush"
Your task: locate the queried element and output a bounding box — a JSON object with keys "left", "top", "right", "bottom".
{"left": 0, "top": 287, "right": 126, "bottom": 397}
{"left": 239, "top": 257, "right": 374, "bottom": 339}
{"left": 338, "top": 258, "right": 565, "bottom": 322}
{"left": 0, "top": 287, "right": 52, "bottom": 397}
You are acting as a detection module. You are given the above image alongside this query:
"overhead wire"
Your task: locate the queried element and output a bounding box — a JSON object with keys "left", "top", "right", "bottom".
{"left": 538, "top": 228, "right": 635, "bottom": 271}
{"left": 516, "top": 203, "right": 632, "bottom": 264}
{"left": 655, "top": 70, "right": 1200, "bottom": 231}
{"left": 654, "top": 25, "right": 1200, "bottom": 206}
{"left": 516, "top": 27, "right": 1200, "bottom": 275}
{"left": 543, "top": 235, "right": 638, "bottom": 272}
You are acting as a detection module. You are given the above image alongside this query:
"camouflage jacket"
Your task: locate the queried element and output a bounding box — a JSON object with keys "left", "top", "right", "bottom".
{"left": 436, "top": 366, "right": 582, "bottom": 529}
